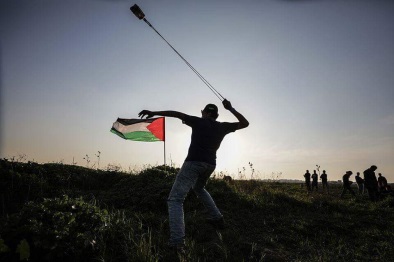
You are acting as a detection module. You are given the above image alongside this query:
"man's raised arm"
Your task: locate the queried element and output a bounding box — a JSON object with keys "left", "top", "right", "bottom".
{"left": 222, "top": 99, "right": 249, "bottom": 129}
{"left": 138, "top": 110, "right": 187, "bottom": 121}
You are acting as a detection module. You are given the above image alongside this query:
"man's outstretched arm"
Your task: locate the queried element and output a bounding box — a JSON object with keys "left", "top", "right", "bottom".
{"left": 138, "top": 110, "right": 187, "bottom": 121}
{"left": 222, "top": 99, "right": 249, "bottom": 129}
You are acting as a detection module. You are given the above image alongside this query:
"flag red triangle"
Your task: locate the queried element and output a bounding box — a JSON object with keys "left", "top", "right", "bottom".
{"left": 147, "top": 117, "right": 165, "bottom": 141}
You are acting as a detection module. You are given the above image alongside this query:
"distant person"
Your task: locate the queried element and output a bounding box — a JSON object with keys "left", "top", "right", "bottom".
{"left": 138, "top": 99, "right": 249, "bottom": 251}
{"left": 320, "top": 170, "right": 329, "bottom": 194}
{"left": 311, "top": 170, "right": 318, "bottom": 191}
{"left": 363, "top": 165, "right": 379, "bottom": 201}
{"left": 355, "top": 172, "right": 365, "bottom": 195}
{"left": 304, "top": 170, "right": 311, "bottom": 192}
{"left": 377, "top": 173, "right": 388, "bottom": 192}
{"left": 341, "top": 171, "right": 356, "bottom": 198}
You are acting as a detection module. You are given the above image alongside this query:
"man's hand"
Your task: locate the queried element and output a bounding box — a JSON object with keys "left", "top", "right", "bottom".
{"left": 222, "top": 99, "right": 233, "bottom": 110}
{"left": 138, "top": 110, "right": 154, "bottom": 119}
{"left": 223, "top": 99, "right": 249, "bottom": 129}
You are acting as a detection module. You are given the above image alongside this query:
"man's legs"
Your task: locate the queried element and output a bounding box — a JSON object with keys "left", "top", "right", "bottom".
{"left": 358, "top": 184, "right": 364, "bottom": 195}
{"left": 340, "top": 187, "right": 346, "bottom": 198}
{"left": 349, "top": 186, "right": 356, "bottom": 196}
{"left": 306, "top": 181, "right": 311, "bottom": 192}
{"left": 167, "top": 161, "right": 215, "bottom": 246}
{"left": 324, "top": 182, "right": 330, "bottom": 194}
{"left": 366, "top": 186, "right": 377, "bottom": 201}
{"left": 192, "top": 163, "right": 222, "bottom": 220}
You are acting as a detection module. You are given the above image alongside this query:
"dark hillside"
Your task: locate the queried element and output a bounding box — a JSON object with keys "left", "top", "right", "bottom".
{"left": 1, "top": 159, "right": 393, "bottom": 261}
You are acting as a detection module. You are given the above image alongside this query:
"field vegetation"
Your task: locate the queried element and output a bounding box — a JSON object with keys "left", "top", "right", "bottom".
{"left": 0, "top": 159, "right": 393, "bottom": 261}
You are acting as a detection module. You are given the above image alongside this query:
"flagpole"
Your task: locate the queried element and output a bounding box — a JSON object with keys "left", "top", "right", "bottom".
{"left": 163, "top": 117, "right": 166, "bottom": 171}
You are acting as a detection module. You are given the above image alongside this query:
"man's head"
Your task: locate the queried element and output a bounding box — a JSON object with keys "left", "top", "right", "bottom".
{"left": 370, "top": 165, "right": 377, "bottom": 171}
{"left": 202, "top": 104, "right": 218, "bottom": 119}
{"left": 346, "top": 171, "right": 353, "bottom": 176}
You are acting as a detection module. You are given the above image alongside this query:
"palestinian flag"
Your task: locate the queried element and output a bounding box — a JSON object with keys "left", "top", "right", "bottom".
{"left": 111, "top": 117, "right": 165, "bottom": 142}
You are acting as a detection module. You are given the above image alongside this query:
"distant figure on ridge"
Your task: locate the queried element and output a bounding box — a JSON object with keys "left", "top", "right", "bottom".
{"left": 355, "top": 172, "right": 364, "bottom": 195}
{"left": 138, "top": 99, "right": 249, "bottom": 252}
{"left": 304, "top": 170, "right": 311, "bottom": 192}
{"left": 311, "top": 170, "right": 318, "bottom": 192}
{"left": 320, "top": 170, "right": 329, "bottom": 194}
{"left": 377, "top": 173, "right": 388, "bottom": 192}
{"left": 341, "top": 171, "right": 356, "bottom": 198}
{"left": 363, "top": 165, "right": 379, "bottom": 201}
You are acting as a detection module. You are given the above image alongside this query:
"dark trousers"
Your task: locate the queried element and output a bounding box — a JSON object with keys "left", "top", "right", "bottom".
{"left": 366, "top": 186, "right": 378, "bottom": 201}
{"left": 322, "top": 181, "right": 329, "bottom": 193}
{"left": 305, "top": 181, "right": 311, "bottom": 192}
{"left": 341, "top": 186, "right": 356, "bottom": 197}
{"left": 357, "top": 183, "right": 364, "bottom": 194}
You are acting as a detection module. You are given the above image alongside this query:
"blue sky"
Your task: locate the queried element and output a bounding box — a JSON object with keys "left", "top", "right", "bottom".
{"left": 1, "top": 0, "right": 393, "bottom": 181}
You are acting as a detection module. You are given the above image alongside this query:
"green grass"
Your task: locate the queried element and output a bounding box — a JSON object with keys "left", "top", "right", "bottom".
{"left": 0, "top": 159, "right": 393, "bottom": 261}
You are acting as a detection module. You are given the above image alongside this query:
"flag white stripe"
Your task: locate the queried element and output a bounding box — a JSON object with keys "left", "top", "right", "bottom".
{"left": 112, "top": 121, "right": 150, "bottom": 133}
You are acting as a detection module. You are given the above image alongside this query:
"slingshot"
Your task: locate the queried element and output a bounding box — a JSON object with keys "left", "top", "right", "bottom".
{"left": 130, "top": 4, "right": 225, "bottom": 101}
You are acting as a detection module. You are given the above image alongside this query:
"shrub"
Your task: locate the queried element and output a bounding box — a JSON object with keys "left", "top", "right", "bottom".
{"left": 1, "top": 195, "right": 108, "bottom": 261}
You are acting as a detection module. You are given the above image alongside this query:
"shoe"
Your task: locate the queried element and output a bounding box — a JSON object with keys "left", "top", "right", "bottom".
{"left": 206, "top": 217, "right": 225, "bottom": 229}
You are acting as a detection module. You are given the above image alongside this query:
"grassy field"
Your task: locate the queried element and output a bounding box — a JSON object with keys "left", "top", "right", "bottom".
{"left": 1, "top": 159, "right": 393, "bottom": 261}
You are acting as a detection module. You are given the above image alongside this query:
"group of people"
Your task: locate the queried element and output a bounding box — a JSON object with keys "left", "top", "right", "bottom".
{"left": 303, "top": 170, "right": 330, "bottom": 194}
{"left": 303, "top": 165, "right": 391, "bottom": 201}
{"left": 342, "top": 165, "right": 391, "bottom": 201}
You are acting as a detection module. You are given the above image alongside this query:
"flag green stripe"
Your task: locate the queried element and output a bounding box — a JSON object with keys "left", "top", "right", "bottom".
{"left": 113, "top": 130, "right": 161, "bottom": 142}
{"left": 111, "top": 128, "right": 127, "bottom": 139}
{"left": 125, "top": 131, "right": 161, "bottom": 141}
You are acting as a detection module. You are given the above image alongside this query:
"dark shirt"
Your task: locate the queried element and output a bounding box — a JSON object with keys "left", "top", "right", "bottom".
{"left": 312, "top": 174, "right": 318, "bottom": 183}
{"left": 320, "top": 174, "right": 327, "bottom": 182}
{"left": 343, "top": 174, "right": 352, "bottom": 187}
{"left": 304, "top": 173, "right": 311, "bottom": 182}
{"left": 355, "top": 176, "right": 364, "bottom": 184}
{"left": 378, "top": 176, "right": 388, "bottom": 187}
{"left": 183, "top": 115, "right": 238, "bottom": 165}
{"left": 363, "top": 169, "right": 378, "bottom": 188}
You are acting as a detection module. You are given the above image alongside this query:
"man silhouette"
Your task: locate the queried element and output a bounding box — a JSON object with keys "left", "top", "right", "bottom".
{"left": 363, "top": 165, "right": 378, "bottom": 201}
{"left": 304, "top": 170, "right": 311, "bottom": 192}
{"left": 139, "top": 99, "right": 249, "bottom": 251}
{"left": 320, "top": 170, "right": 329, "bottom": 194}
{"left": 355, "top": 172, "right": 364, "bottom": 195}
{"left": 341, "top": 171, "right": 356, "bottom": 198}
{"left": 311, "top": 170, "right": 318, "bottom": 192}
{"left": 377, "top": 173, "right": 388, "bottom": 192}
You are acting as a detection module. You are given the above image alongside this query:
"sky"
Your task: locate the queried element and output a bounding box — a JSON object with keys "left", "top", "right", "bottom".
{"left": 1, "top": 0, "right": 393, "bottom": 181}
